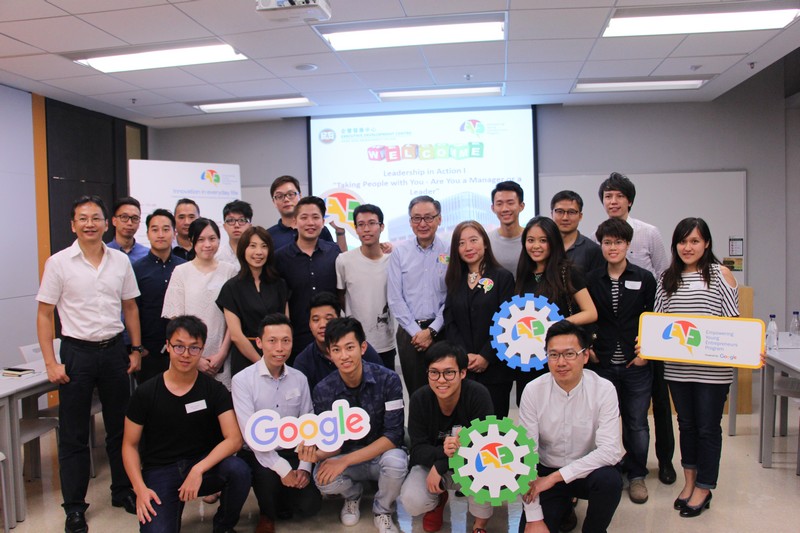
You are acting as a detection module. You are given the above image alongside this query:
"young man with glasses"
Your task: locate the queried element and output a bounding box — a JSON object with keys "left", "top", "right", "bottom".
{"left": 336, "top": 204, "right": 397, "bottom": 370}
{"left": 109, "top": 196, "right": 149, "bottom": 263}
{"left": 388, "top": 195, "right": 448, "bottom": 394}
{"left": 37, "top": 196, "right": 144, "bottom": 533}
{"left": 267, "top": 175, "right": 346, "bottom": 252}
{"left": 585, "top": 218, "right": 656, "bottom": 505}
{"left": 217, "top": 200, "right": 253, "bottom": 270}
{"left": 550, "top": 190, "right": 604, "bottom": 275}
{"left": 123, "top": 315, "right": 250, "bottom": 533}
{"left": 518, "top": 320, "right": 622, "bottom": 533}
{"left": 399, "top": 341, "right": 495, "bottom": 533}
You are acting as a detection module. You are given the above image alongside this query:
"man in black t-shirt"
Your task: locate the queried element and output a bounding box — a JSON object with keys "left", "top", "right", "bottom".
{"left": 122, "top": 315, "right": 250, "bottom": 533}
{"left": 398, "top": 341, "right": 495, "bottom": 533}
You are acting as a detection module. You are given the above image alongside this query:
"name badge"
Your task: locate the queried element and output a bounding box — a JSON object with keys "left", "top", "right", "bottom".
{"left": 688, "top": 281, "right": 707, "bottom": 290}
{"left": 385, "top": 399, "right": 404, "bottom": 411}
{"left": 185, "top": 400, "right": 207, "bottom": 414}
{"left": 625, "top": 280, "right": 642, "bottom": 290}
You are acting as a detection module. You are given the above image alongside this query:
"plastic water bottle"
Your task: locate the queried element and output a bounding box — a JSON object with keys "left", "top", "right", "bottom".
{"left": 766, "top": 314, "right": 779, "bottom": 353}
{"left": 789, "top": 311, "right": 800, "bottom": 348}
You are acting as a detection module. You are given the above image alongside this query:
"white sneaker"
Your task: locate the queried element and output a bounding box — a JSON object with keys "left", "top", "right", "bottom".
{"left": 373, "top": 513, "right": 398, "bottom": 533}
{"left": 340, "top": 497, "right": 361, "bottom": 526}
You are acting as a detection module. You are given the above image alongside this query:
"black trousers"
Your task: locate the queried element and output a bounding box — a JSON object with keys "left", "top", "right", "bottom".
{"left": 518, "top": 465, "right": 622, "bottom": 533}
{"left": 651, "top": 360, "right": 676, "bottom": 465}
{"left": 59, "top": 337, "right": 132, "bottom": 513}
{"left": 396, "top": 327, "right": 435, "bottom": 395}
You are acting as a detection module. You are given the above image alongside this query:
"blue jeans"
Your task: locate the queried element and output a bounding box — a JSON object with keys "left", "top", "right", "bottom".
{"left": 667, "top": 380, "right": 730, "bottom": 489}
{"left": 595, "top": 363, "right": 652, "bottom": 480}
{"left": 314, "top": 448, "right": 408, "bottom": 515}
{"left": 140, "top": 455, "right": 250, "bottom": 533}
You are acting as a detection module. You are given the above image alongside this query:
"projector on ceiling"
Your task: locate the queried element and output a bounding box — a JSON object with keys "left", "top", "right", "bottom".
{"left": 255, "top": 0, "right": 332, "bottom": 23}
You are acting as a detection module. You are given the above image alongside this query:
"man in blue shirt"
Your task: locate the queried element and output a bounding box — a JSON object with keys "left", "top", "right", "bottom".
{"left": 299, "top": 317, "right": 407, "bottom": 533}
{"left": 133, "top": 209, "right": 186, "bottom": 383}
{"left": 275, "top": 196, "right": 340, "bottom": 361}
{"left": 387, "top": 195, "right": 448, "bottom": 394}
{"left": 108, "top": 196, "right": 149, "bottom": 263}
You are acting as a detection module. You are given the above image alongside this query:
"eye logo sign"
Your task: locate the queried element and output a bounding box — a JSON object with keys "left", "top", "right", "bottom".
{"left": 200, "top": 169, "right": 221, "bottom": 185}
{"left": 460, "top": 119, "right": 485, "bottom": 135}
{"left": 662, "top": 320, "right": 702, "bottom": 353}
{"left": 491, "top": 294, "right": 564, "bottom": 372}
{"left": 244, "top": 399, "right": 370, "bottom": 453}
{"left": 475, "top": 442, "right": 514, "bottom": 472}
{"left": 321, "top": 189, "right": 364, "bottom": 234}
{"left": 510, "top": 316, "right": 545, "bottom": 342}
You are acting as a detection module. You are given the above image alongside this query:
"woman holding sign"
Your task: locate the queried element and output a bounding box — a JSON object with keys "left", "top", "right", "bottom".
{"left": 443, "top": 221, "right": 515, "bottom": 417}
{"left": 655, "top": 217, "right": 738, "bottom": 518}
{"left": 513, "top": 217, "right": 597, "bottom": 404}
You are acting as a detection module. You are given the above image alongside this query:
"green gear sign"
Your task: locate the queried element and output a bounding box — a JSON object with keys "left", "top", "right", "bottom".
{"left": 448, "top": 416, "right": 539, "bottom": 506}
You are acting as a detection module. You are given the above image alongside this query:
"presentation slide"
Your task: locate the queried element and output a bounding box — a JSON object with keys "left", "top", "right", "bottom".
{"left": 309, "top": 107, "right": 537, "bottom": 245}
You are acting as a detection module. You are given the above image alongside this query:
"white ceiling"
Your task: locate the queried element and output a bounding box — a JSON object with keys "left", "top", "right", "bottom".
{"left": 0, "top": 0, "right": 798, "bottom": 128}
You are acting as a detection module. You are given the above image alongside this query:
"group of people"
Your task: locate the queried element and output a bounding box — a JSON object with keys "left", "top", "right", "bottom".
{"left": 35, "top": 171, "right": 740, "bottom": 533}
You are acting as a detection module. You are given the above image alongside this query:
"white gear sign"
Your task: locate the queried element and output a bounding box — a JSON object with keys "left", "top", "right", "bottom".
{"left": 492, "top": 294, "right": 563, "bottom": 372}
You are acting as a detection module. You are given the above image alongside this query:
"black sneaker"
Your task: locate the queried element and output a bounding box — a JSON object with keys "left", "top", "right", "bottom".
{"left": 112, "top": 492, "right": 137, "bottom": 514}
{"left": 658, "top": 462, "right": 677, "bottom": 485}
{"left": 65, "top": 511, "right": 88, "bottom": 533}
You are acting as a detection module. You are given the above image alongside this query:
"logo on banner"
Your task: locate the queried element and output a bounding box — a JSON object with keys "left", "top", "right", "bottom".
{"left": 662, "top": 320, "right": 702, "bottom": 353}
{"left": 321, "top": 189, "right": 363, "bottom": 233}
{"left": 319, "top": 129, "right": 336, "bottom": 144}
{"left": 449, "top": 416, "right": 538, "bottom": 506}
{"left": 460, "top": 119, "right": 485, "bottom": 135}
{"left": 200, "top": 169, "right": 221, "bottom": 185}
{"left": 244, "top": 399, "right": 370, "bottom": 453}
{"left": 491, "top": 294, "right": 564, "bottom": 372}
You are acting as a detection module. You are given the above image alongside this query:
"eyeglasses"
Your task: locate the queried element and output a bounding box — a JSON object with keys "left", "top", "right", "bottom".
{"left": 427, "top": 369, "right": 458, "bottom": 381}
{"left": 601, "top": 239, "right": 627, "bottom": 248}
{"left": 356, "top": 221, "right": 381, "bottom": 229}
{"left": 410, "top": 214, "right": 439, "bottom": 225}
{"left": 114, "top": 214, "right": 141, "bottom": 223}
{"left": 546, "top": 348, "right": 586, "bottom": 361}
{"left": 168, "top": 341, "right": 203, "bottom": 356}
{"left": 273, "top": 191, "right": 299, "bottom": 202}
{"left": 553, "top": 209, "right": 580, "bottom": 217}
{"left": 74, "top": 217, "right": 105, "bottom": 225}
{"left": 224, "top": 217, "right": 250, "bottom": 226}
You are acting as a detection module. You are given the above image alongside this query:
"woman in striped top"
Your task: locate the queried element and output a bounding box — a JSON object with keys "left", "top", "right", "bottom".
{"left": 655, "top": 217, "right": 738, "bottom": 518}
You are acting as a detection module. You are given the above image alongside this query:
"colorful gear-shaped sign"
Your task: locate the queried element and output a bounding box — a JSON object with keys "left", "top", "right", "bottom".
{"left": 449, "top": 416, "right": 538, "bottom": 506}
{"left": 490, "top": 294, "right": 564, "bottom": 372}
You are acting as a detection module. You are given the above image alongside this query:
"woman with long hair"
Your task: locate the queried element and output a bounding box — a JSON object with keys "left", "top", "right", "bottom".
{"left": 443, "top": 221, "right": 515, "bottom": 417}
{"left": 514, "top": 216, "right": 597, "bottom": 403}
{"left": 217, "top": 226, "right": 289, "bottom": 376}
{"left": 655, "top": 217, "right": 738, "bottom": 518}
{"left": 162, "top": 217, "right": 237, "bottom": 389}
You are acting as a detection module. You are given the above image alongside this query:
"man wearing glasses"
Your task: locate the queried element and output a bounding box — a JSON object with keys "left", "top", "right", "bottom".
{"left": 108, "top": 196, "right": 149, "bottom": 263}
{"left": 267, "top": 175, "right": 346, "bottom": 252}
{"left": 518, "top": 320, "right": 623, "bottom": 533}
{"left": 550, "top": 191, "right": 604, "bottom": 275}
{"left": 217, "top": 199, "right": 253, "bottom": 270}
{"left": 336, "top": 204, "right": 397, "bottom": 370}
{"left": 37, "top": 196, "right": 144, "bottom": 533}
{"left": 387, "top": 195, "right": 448, "bottom": 394}
{"left": 399, "top": 341, "right": 495, "bottom": 533}
{"left": 123, "top": 315, "right": 250, "bottom": 533}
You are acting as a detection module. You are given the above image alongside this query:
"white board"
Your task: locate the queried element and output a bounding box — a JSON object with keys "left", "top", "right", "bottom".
{"left": 538, "top": 171, "right": 747, "bottom": 284}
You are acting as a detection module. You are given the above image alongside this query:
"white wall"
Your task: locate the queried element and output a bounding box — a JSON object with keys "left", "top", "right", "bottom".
{"left": 0, "top": 85, "right": 39, "bottom": 364}
{"left": 786, "top": 106, "right": 800, "bottom": 325}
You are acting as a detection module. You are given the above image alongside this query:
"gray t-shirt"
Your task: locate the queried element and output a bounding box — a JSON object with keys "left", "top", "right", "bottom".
{"left": 488, "top": 228, "right": 523, "bottom": 279}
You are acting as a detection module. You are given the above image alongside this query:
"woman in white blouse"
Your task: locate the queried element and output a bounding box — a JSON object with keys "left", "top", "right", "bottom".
{"left": 162, "top": 218, "right": 237, "bottom": 390}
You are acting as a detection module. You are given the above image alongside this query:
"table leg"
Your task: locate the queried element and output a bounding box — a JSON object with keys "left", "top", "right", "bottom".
{"left": 0, "top": 399, "right": 16, "bottom": 527}
{"left": 761, "top": 363, "right": 776, "bottom": 468}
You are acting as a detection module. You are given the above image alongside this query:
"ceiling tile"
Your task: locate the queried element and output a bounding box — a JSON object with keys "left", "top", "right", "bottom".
{"left": 256, "top": 53, "right": 347, "bottom": 77}
{"left": 48, "top": 0, "right": 169, "bottom": 14}
{"left": 508, "top": 39, "right": 595, "bottom": 62}
{"left": 512, "top": 0, "right": 614, "bottom": 7}
{"left": 590, "top": 35, "right": 684, "bottom": 60}
{"left": 338, "top": 48, "right": 427, "bottom": 72}
{"left": 174, "top": 0, "right": 296, "bottom": 35}
{"left": 507, "top": 61, "right": 583, "bottom": 81}
{"left": 429, "top": 64, "right": 505, "bottom": 84}
{"left": 110, "top": 67, "right": 206, "bottom": 89}
{"left": 40, "top": 74, "right": 139, "bottom": 95}
{"left": 652, "top": 54, "right": 746, "bottom": 76}
{"left": 0, "top": 1, "right": 67, "bottom": 22}
{"left": 0, "top": 34, "right": 44, "bottom": 57}
{"left": 422, "top": 42, "right": 506, "bottom": 67}
{"left": 78, "top": 5, "right": 212, "bottom": 45}
{"left": 505, "top": 79, "right": 576, "bottom": 95}
{"left": 0, "top": 16, "right": 126, "bottom": 52}
{"left": 215, "top": 78, "right": 298, "bottom": 98}
{"left": 579, "top": 58, "right": 662, "bottom": 78}
{"left": 302, "top": 89, "right": 378, "bottom": 105}
{"left": 152, "top": 84, "right": 237, "bottom": 102}
{"left": 400, "top": 0, "right": 507, "bottom": 17}
{"left": 354, "top": 68, "right": 435, "bottom": 89}
{"left": 125, "top": 101, "right": 203, "bottom": 117}
{"left": 325, "top": 0, "right": 405, "bottom": 22}
{"left": 284, "top": 72, "right": 365, "bottom": 92}
{"left": 181, "top": 60, "right": 275, "bottom": 83}
{"left": 671, "top": 30, "right": 778, "bottom": 57}
{"left": 0, "top": 54, "right": 95, "bottom": 78}
{"left": 91, "top": 89, "right": 173, "bottom": 106}
{"left": 222, "top": 26, "right": 331, "bottom": 60}
{"left": 508, "top": 8, "right": 611, "bottom": 40}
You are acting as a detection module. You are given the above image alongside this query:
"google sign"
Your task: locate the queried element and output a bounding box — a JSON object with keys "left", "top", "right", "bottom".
{"left": 244, "top": 399, "right": 371, "bottom": 452}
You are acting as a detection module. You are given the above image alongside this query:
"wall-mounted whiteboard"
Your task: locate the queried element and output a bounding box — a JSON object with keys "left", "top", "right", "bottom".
{"left": 538, "top": 171, "right": 747, "bottom": 284}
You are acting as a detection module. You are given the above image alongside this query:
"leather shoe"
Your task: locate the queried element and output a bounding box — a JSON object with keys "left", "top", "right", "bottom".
{"left": 65, "top": 511, "right": 88, "bottom": 533}
{"left": 658, "top": 462, "right": 677, "bottom": 485}
{"left": 673, "top": 496, "right": 690, "bottom": 510}
{"left": 112, "top": 492, "right": 137, "bottom": 515}
{"left": 680, "top": 491, "right": 712, "bottom": 517}
{"left": 256, "top": 515, "right": 276, "bottom": 533}
{"left": 559, "top": 508, "right": 578, "bottom": 532}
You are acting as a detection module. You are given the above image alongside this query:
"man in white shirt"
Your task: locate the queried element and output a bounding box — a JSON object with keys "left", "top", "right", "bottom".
{"left": 336, "top": 203, "right": 397, "bottom": 370}
{"left": 36, "top": 195, "right": 144, "bottom": 533}
{"left": 217, "top": 199, "right": 253, "bottom": 270}
{"left": 518, "top": 320, "right": 623, "bottom": 533}
{"left": 598, "top": 172, "right": 675, "bottom": 486}
{"left": 488, "top": 181, "right": 526, "bottom": 278}
{"left": 232, "top": 313, "right": 321, "bottom": 533}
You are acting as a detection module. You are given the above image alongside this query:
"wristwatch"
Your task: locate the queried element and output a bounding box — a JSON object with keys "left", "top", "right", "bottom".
{"left": 428, "top": 327, "right": 438, "bottom": 339}
{"left": 130, "top": 345, "right": 145, "bottom": 354}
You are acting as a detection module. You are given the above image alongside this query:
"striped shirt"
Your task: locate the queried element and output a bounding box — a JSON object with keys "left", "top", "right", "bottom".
{"left": 655, "top": 264, "right": 739, "bottom": 384}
